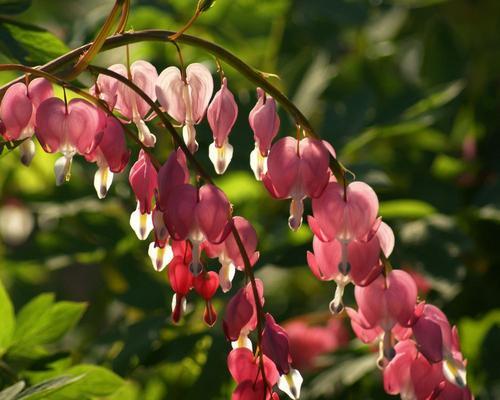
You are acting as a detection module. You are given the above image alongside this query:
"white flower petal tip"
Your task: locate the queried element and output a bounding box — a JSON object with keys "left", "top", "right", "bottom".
{"left": 130, "top": 203, "right": 153, "bottom": 240}
{"left": 209, "top": 141, "right": 233, "bottom": 175}
{"left": 182, "top": 124, "right": 198, "bottom": 153}
{"left": 148, "top": 242, "right": 174, "bottom": 272}
{"left": 135, "top": 119, "right": 156, "bottom": 147}
{"left": 94, "top": 166, "right": 114, "bottom": 199}
{"left": 218, "top": 262, "right": 236, "bottom": 293}
{"left": 278, "top": 368, "right": 303, "bottom": 400}
{"left": 249, "top": 145, "right": 267, "bottom": 181}
{"left": 231, "top": 334, "right": 253, "bottom": 351}
{"left": 443, "top": 357, "right": 467, "bottom": 388}
{"left": 19, "top": 138, "right": 36, "bottom": 166}
{"left": 54, "top": 155, "right": 73, "bottom": 186}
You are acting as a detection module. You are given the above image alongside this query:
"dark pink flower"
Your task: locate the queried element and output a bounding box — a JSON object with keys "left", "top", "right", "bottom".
{"left": 263, "top": 137, "right": 330, "bottom": 230}
{"left": 156, "top": 63, "right": 213, "bottom": 153}
{"left": 0, "top": 78, "right": 53, "bottom": 165}
{"left": 207, "top": 77, "right": 238, "bottom": 174}
{"left": 249, "top": 88, "right": 280, "bottom": 180}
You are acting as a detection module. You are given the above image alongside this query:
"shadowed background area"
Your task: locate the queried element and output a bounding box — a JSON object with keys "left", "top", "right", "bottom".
{"left": 0, "top": 0, "right": 499, "bottom": 399}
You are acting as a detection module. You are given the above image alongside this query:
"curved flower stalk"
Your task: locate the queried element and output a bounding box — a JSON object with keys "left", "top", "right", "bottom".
{"left": 0, "top": 27, "right": 475, "bottom": 399}
{"left": 0, "top": 78, "right": 53, "bottom": 165}
{"left": 156, "top": 63, "right": 213, "bottom": 153}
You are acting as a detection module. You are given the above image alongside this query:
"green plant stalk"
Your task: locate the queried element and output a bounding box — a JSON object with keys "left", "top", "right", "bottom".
{"left": 66, "top": 0, "right": 127, "bottom": 80}
{"left": 0, "top": 29, "right": 346, "bottom": 184}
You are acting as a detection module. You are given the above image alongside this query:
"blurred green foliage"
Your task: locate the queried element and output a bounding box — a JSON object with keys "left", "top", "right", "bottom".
{"left": 0, "top": 0, "right": 499, "bottom": 399}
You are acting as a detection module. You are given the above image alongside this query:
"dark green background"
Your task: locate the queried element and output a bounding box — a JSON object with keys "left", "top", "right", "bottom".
{"left": 0, "top": 0, "right": 499, "bottom": 399}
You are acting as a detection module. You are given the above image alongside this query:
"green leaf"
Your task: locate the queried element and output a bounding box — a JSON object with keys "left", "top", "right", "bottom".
{"left": 403, "top": 80, "right": 465, "bottom": 119}
{"left": 9, "top": 294, "right": 86, "bottom": 355}
{"left": 379, "top": 199, "right": 437, "bottom": 219}
{"left": 39, "top": 365, "right": 124, "bottom": 399}
{"left": 0, "top": 278, "right": 15, "bottom": 355}
{"left": 0, "top": 0, "right": 31, "bottom": 15}
{"left": 0, "top": 17, "right": 69, "bottom": 65}
{"left": 16, "top": 375, "right": 84, "bottom": 400}
{"left": 0, "top": 381, "right": 25, "bottom": 400}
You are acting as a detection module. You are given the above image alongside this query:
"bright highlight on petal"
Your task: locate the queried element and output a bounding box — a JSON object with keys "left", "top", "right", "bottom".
{"left": 54, "top": 154, "right": 73, "bottom": 186}
{"left": 249, "top": 144, "right": 268, "bottom": 180}
{"left": 209, "top": 141, "right": 233, "bottom": 175}
{"left": 93, "top": 166, "right": 114, "bottom": 199}
{"left": 148, "top": 242, "right": 174, "bottom": 272}
{"left": 278, "top": 368, "right": 303, "bottom": 400}
{"left": 130, "top": 202, "right": 153, "bottom": 240}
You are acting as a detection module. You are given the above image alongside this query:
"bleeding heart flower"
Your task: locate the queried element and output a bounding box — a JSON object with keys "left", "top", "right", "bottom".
{"left": 168, "top": 256, "right": 194, "bottom": 323}
{"left": 249, "top": 87, "right": 280, "bottom": 180}
{"left": 129, "top": 150, "right": 158, "bottom": 240}
{"left": 204, "top": 216, "right": 259, "bottom": 292}
{"left": 85, "top": 115, "right": 130, "bottom": 199}
{"left": 163, "top": 183, "right": 231, "bottom": 275}
{"left": 194, "top": 270, "right": 219, "bottom": 326}
{"left": 307, "top": 231, "right": 382, "bottom": 315}
{"left": 311, "top": 181, "right": 379, "bottom": 242}
{"left": 156, "top": 63, "right": 213, "bottom": 153}
{"left": 227, "top": 347, "right": 279, "bottom": 400}
{"left": 263, "top": 137, "right": 331, "bottom": 230}
{"left": 157, "top": 148, "right": 190, "bottom": 210}
{"left": 96, "top": 61, "right": 158, "bottom": 147}
{"left": 0, "top": 78, "right": 53, "bottom": 165}
{"left": 36, "top": 97, "right": 102, "bottom": 186}
{"left": 223, "top": 280, "right": 264, "bottom": 349}
{"left": 207, "top": 77, "right": 238, "bottom": 174}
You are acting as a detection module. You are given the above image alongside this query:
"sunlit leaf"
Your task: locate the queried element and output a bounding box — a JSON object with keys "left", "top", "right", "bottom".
{"left": 0, "top": 278, "right": 15, "bottom": 356}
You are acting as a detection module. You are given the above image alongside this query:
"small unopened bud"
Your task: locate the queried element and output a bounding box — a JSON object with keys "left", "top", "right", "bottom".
{"left": 198, "top": 0, "right": 216, "bottom": 12}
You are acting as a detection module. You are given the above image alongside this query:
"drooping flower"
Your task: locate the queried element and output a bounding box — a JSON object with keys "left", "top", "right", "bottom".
{"left": 223, "top": 280, "right": 264, "bottom": 349}
{"left": 207, "top": 77, "right": 238, "bottom": 174}
{"left": 129, "top": 150, "right": 157, "bottom": 240}
{"left": 263, "top": 137, "right": 331, "bottom": 230}
{"left": 227, "top": 347, "right": 279, "bottom": 400}
{"left": 85, "top": 114, "right": 130, "bottom": 199}
{"left": 36, "top": 97, "right": 102, "bottom": 185}
{"left": 0, "top": 78, "right": 53, "bottom": 165}
{"left": 156, "top": 63, "right": 213, "bottom": 153}
{"left": 146, "top": 148, "right": 190, "bottom": 271}
{"left": 261, "top": 313, "right": 303, "bottom": 400}
{"left": 163, "top": 183, "right": 231, "bottom": 275}
{"left": 412, "top": 304, "right": 468, "bottom": 388}
{"left": 95, "top": 61, "right": 158, "bottom": 147}
{"left": 249, "top": 88, "right": 280, "bottom": 180}
{"left": 193, "top": 270, "right": 219, "bottom": 326}
{"left": 203, "top": 216, "right": 259, "bottom": 292}
{"left": 168, "top": 255, "right": 193, "bottom": 323}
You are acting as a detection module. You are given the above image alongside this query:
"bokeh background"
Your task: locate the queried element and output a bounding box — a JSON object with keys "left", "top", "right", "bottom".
{"left": 0, "top": 0, "right": 499, "bottom": 399}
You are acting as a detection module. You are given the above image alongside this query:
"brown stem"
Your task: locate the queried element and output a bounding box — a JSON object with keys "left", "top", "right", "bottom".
{"left": 0, "top": 29, "right": 346, "bottom": 183}
{"left": 66, "top": 0, "right": 126, "bottom": 80}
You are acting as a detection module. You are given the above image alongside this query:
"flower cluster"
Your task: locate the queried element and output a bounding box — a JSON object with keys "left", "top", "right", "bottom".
{"left": 0, "top": 56, "right": 473, "bottom": 400}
